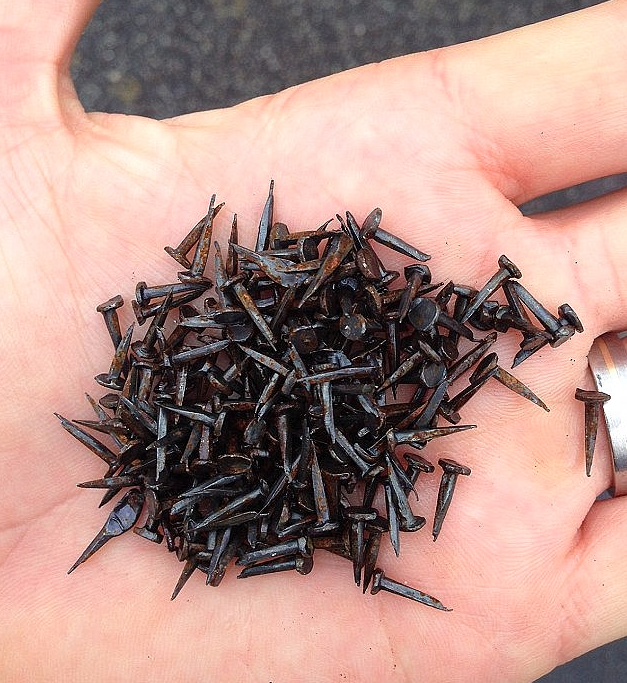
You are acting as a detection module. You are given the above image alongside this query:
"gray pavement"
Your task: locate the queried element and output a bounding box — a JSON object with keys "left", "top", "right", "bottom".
{"left": 72, "top": 2, "right": 627, "bottom": 681}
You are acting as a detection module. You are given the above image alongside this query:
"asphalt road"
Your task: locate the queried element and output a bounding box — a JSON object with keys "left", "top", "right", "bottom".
{"left": 72, "top": 2, "right": 627, "bottom": 681}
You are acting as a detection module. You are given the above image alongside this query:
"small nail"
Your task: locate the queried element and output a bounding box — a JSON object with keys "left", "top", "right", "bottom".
{"left": 345, "top": 506, "right": 378, "bottom": 586}
{"left": 96, "top": 294, "right": 124, "bottom": 349}
{"left": 370, "top": 569, "right": 450, "bottom": 610}
{"left": 575, "top": 388, "right": 611, "bottom": 476}
{"left": 433, "top": 459, "right": 471, "bottom": 541}
{"left": 460, "top": 255, "right": 521, "bottom": 323}
{"left": 236, "top": 536, "right": 313, "bottom": 566}
{"left": 56, "top": 413, "right": 118, "bottom": 466}
{"left": 255, "top": 180, "right": 274, "bottom": 252}
{"left": 237, "top": 554, "right": 314, "bottom": 578}
{"left": 67, "top": 489, "right": 144, "bottom": 573}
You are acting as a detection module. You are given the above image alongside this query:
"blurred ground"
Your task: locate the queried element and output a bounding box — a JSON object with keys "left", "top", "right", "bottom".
{"left": 72, "top": 2, "right": 627, "bottom": 681}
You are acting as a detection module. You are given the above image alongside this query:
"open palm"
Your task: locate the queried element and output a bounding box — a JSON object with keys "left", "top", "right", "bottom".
{"left": 2, "top": 2, "right": 627, "bottom": 681}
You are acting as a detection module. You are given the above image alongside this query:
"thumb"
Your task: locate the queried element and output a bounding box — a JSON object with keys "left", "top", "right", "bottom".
{"left": 0, "top": 0, "right": 102, "bottom": 123}
{"left": 559, "top": 496, "right": 627, "bottom": 663}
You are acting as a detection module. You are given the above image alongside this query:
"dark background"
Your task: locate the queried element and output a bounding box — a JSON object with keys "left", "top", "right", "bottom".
{"left": 72, "top": 2, "right": 627, "bottom": 680}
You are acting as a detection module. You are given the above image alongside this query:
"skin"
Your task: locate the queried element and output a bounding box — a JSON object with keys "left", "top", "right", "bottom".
{"left": 2, "top": 1, "right": 627, "bottom": 681}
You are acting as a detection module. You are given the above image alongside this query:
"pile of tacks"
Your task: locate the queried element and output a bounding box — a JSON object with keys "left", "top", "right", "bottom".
{"left": 60, "top": 182, "right": 583, "bottom": 608}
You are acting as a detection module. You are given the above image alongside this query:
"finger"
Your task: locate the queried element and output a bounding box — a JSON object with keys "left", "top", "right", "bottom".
{"left": 437, "top": 0, "right": 627, "bottom": 204}
{"left": 0, "top": 0, "right": 102, "bottom": 65}
{"left": 559, "top": 495, "right": 627, "bottom": 662}
{"left": 517, "top": 185, "right": 627, "bottom": 339}
{"left": 0, "top": 0, "right": 102, "bottom": 121}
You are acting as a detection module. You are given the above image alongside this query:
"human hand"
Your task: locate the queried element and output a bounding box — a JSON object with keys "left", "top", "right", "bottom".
{"left": 2, "top": 1, "right": 627, "bottom": 681}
